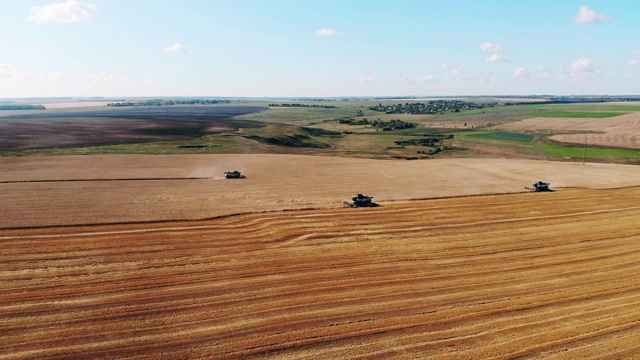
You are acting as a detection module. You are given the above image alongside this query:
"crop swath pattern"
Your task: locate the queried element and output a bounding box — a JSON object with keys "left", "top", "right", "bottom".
{"left": 2, "top": 188, "right": 640, "bottom": 358}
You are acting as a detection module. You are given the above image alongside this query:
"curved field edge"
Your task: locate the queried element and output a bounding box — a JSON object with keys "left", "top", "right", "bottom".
{"left": 500, "top": 112, "right": 640, "bottom": 151}
{"left": 1, "top": 187, "right": 640, "bottom": 359}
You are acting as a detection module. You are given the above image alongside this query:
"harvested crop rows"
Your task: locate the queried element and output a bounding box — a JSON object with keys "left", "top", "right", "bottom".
{"left": 5, "top": 154, "right": 640, "bottom": 229}
{"left": 502, "top": 112, "right": 640, "bottom": 149}
{"left": 2, "top": 187, "right": 640, "bottom": 359}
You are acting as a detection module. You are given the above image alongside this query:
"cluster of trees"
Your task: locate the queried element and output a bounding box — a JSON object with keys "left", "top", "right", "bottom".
{"left": 368, "top": 100, "right": 496, "bottom": 114}
{"left": 337, "top": 117, "right": 416, "bottom": 131}
{"left": 417, "top": 147, "right": 443, "bottom": 155}
{"left": 392, "top": 134, "right": 454, "bottom": 156}
{"left": 107, "top": 99, "right": 230, "bottom": 107}
{"left": 289, "top": 98, "right": 338, "bottom": 102}
{"left": 376, "top": 119, "right": 416, "bottom": 130}
{"left": 336, "top": 117, "right": 366, "bottom": 125}
{"left": 394, "top": 134, "right": 453, "bottom": 148}
{"left": 268, "top": 103, "right": 336, "bottom": 108}
{"left": 0, "top": 104, "right": 45, "bottom": 110}
{"left": 505, "top": 96, "right": 640, "bottom": 106}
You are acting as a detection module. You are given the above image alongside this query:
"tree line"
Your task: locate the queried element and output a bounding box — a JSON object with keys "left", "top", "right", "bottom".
{"left": 337, "top": 117, "right": 416, "bottom": 130}
{"left": 107, "top": 99, "right": 231, "bottom": 107}
{"left": 269, "top": 103, "right": 336, "bottom": 108}
{"left": 0, "top": 104, "right": 46, "bottom": 110}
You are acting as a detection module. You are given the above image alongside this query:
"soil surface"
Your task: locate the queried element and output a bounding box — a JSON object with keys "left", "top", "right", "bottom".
{"left": 3, "top": 154, "right": 640, "bottom": 228}
{"left": 0, "top": 106, "right": 266, "bottom": 150}
{"left": 2, "top": 186, "right": 640, "bottom": 358}
{"left": 3, "top": 154, "right": 640, "bottom": 358}
{"left": 502, "top": 112, "right": 640, "bottom": 149}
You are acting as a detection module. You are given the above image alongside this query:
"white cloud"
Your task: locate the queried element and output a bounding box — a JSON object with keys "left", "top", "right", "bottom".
{"left": 27, "top": 0, "right": 95, "bottom": 24}
{"left": 442, "top": 63, "right": 495, "bottom": 83}
{"left": 625, "top": 60, "right": 639, "bottom": 67}
{"left": 394, "top": 71, "right": 410, "bottom": 82}
{"left": 21, "top": 69, "right": 71, "bottom": 83}
{"left": 573, "top": 6, "right": 611, "bottom": 24}
{"left": 0, "top": 63, "right": 127, "bottom": 88}
{"left": 568, "top": 57, "right": 595, "bottom": 76}
{"left": 0, "top": 63, "right": 16, "bottom": 79}
{"left": 0, "top": 63, "right": 177, "bottom": 97}
{"left": 480, "top": 42, "right": 502, "bottom": 53}
{"left": 163, "top": 43, "right": 187, "bottom": 53}
{"left": 419, "top": 75, "right": 435, "bottom": 83}
{"left": 359, "top": 75, "right": 376, "bottom": 84}
{"left": 522, "top": 65, "right": 556, "bottom": 79}
{"left": 405, "top": 74, "right": 436, "bottom": 91}
{"left": 315, "top": 28, "right": 336, "bottom": 36}
{"left": 513, "top": 67, "right": 530, "bottom": 78}
{"left": 442, "top": 64, "right": 464, "bottom": 78}
{"left": 632, "top": 49, "right": 640, "bottom": 55}
{"left": 390, "top": 71, "right": 435, "bottom": 90}
{"left": 480, "top": 43, "right": 506, "bottom": 63}
{"left": 314, "top": 28, "right": 347, "bottom": 36}
{"left": 83, "top": 72, "right": 128, "bottom": 83}
{"left": 485, "top": 53, "right": 507, "bottom": 63}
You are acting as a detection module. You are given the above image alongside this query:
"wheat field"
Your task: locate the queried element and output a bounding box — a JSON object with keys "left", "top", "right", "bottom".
{"left": 2, "top": 185, "right": 640, "bottom": 358}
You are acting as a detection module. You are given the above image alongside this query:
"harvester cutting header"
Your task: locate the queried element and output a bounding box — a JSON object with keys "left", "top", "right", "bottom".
{"left": 344, "top": 194, "right": 377, "bottom": 208}
{"left": 224, "top": 170, "right": 246, "bottom": 179}
{"left": 525, "top": 181, "right": 551, "bottom": 192}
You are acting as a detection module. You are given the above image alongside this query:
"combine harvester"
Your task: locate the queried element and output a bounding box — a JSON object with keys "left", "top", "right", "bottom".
{"left": 525, "top": 181, "right": 551, "bottom": 192}
{"left": 344, "top": 194, "right": 377, "bottom": 208}
{"left": 224, "top": 170, "right": 246, "bottom": 179}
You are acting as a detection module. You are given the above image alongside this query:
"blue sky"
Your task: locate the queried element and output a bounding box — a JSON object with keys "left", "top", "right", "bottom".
{"left": 1, "top": 0, "right": 639, "bottom": 98}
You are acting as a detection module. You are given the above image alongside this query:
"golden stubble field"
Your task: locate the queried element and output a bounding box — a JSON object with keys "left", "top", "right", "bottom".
{"left": 2, "top": 154, "right": 640, "bottom": 358}
{"left": 3, "top": 154, "right": 640, "bottom": 228}
{"left": 502, "top": 111, "right": 640, "bottom": 149}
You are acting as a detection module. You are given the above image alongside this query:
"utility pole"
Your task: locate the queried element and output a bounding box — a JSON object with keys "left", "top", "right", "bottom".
{"left": 583, "top": 137, "right": 587, "bottom": 165}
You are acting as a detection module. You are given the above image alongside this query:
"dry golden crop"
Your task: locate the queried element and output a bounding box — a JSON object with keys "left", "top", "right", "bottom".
{"left": 2, "top": 186, "right": 640, "bottom": 359}
{"left": 503, "top": 112, "right": 640, "bottom": 149}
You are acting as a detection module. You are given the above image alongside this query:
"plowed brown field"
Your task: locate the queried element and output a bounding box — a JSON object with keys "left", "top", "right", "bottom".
{"left": 2, "top": 187, "right": 640, "bottom": 359}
